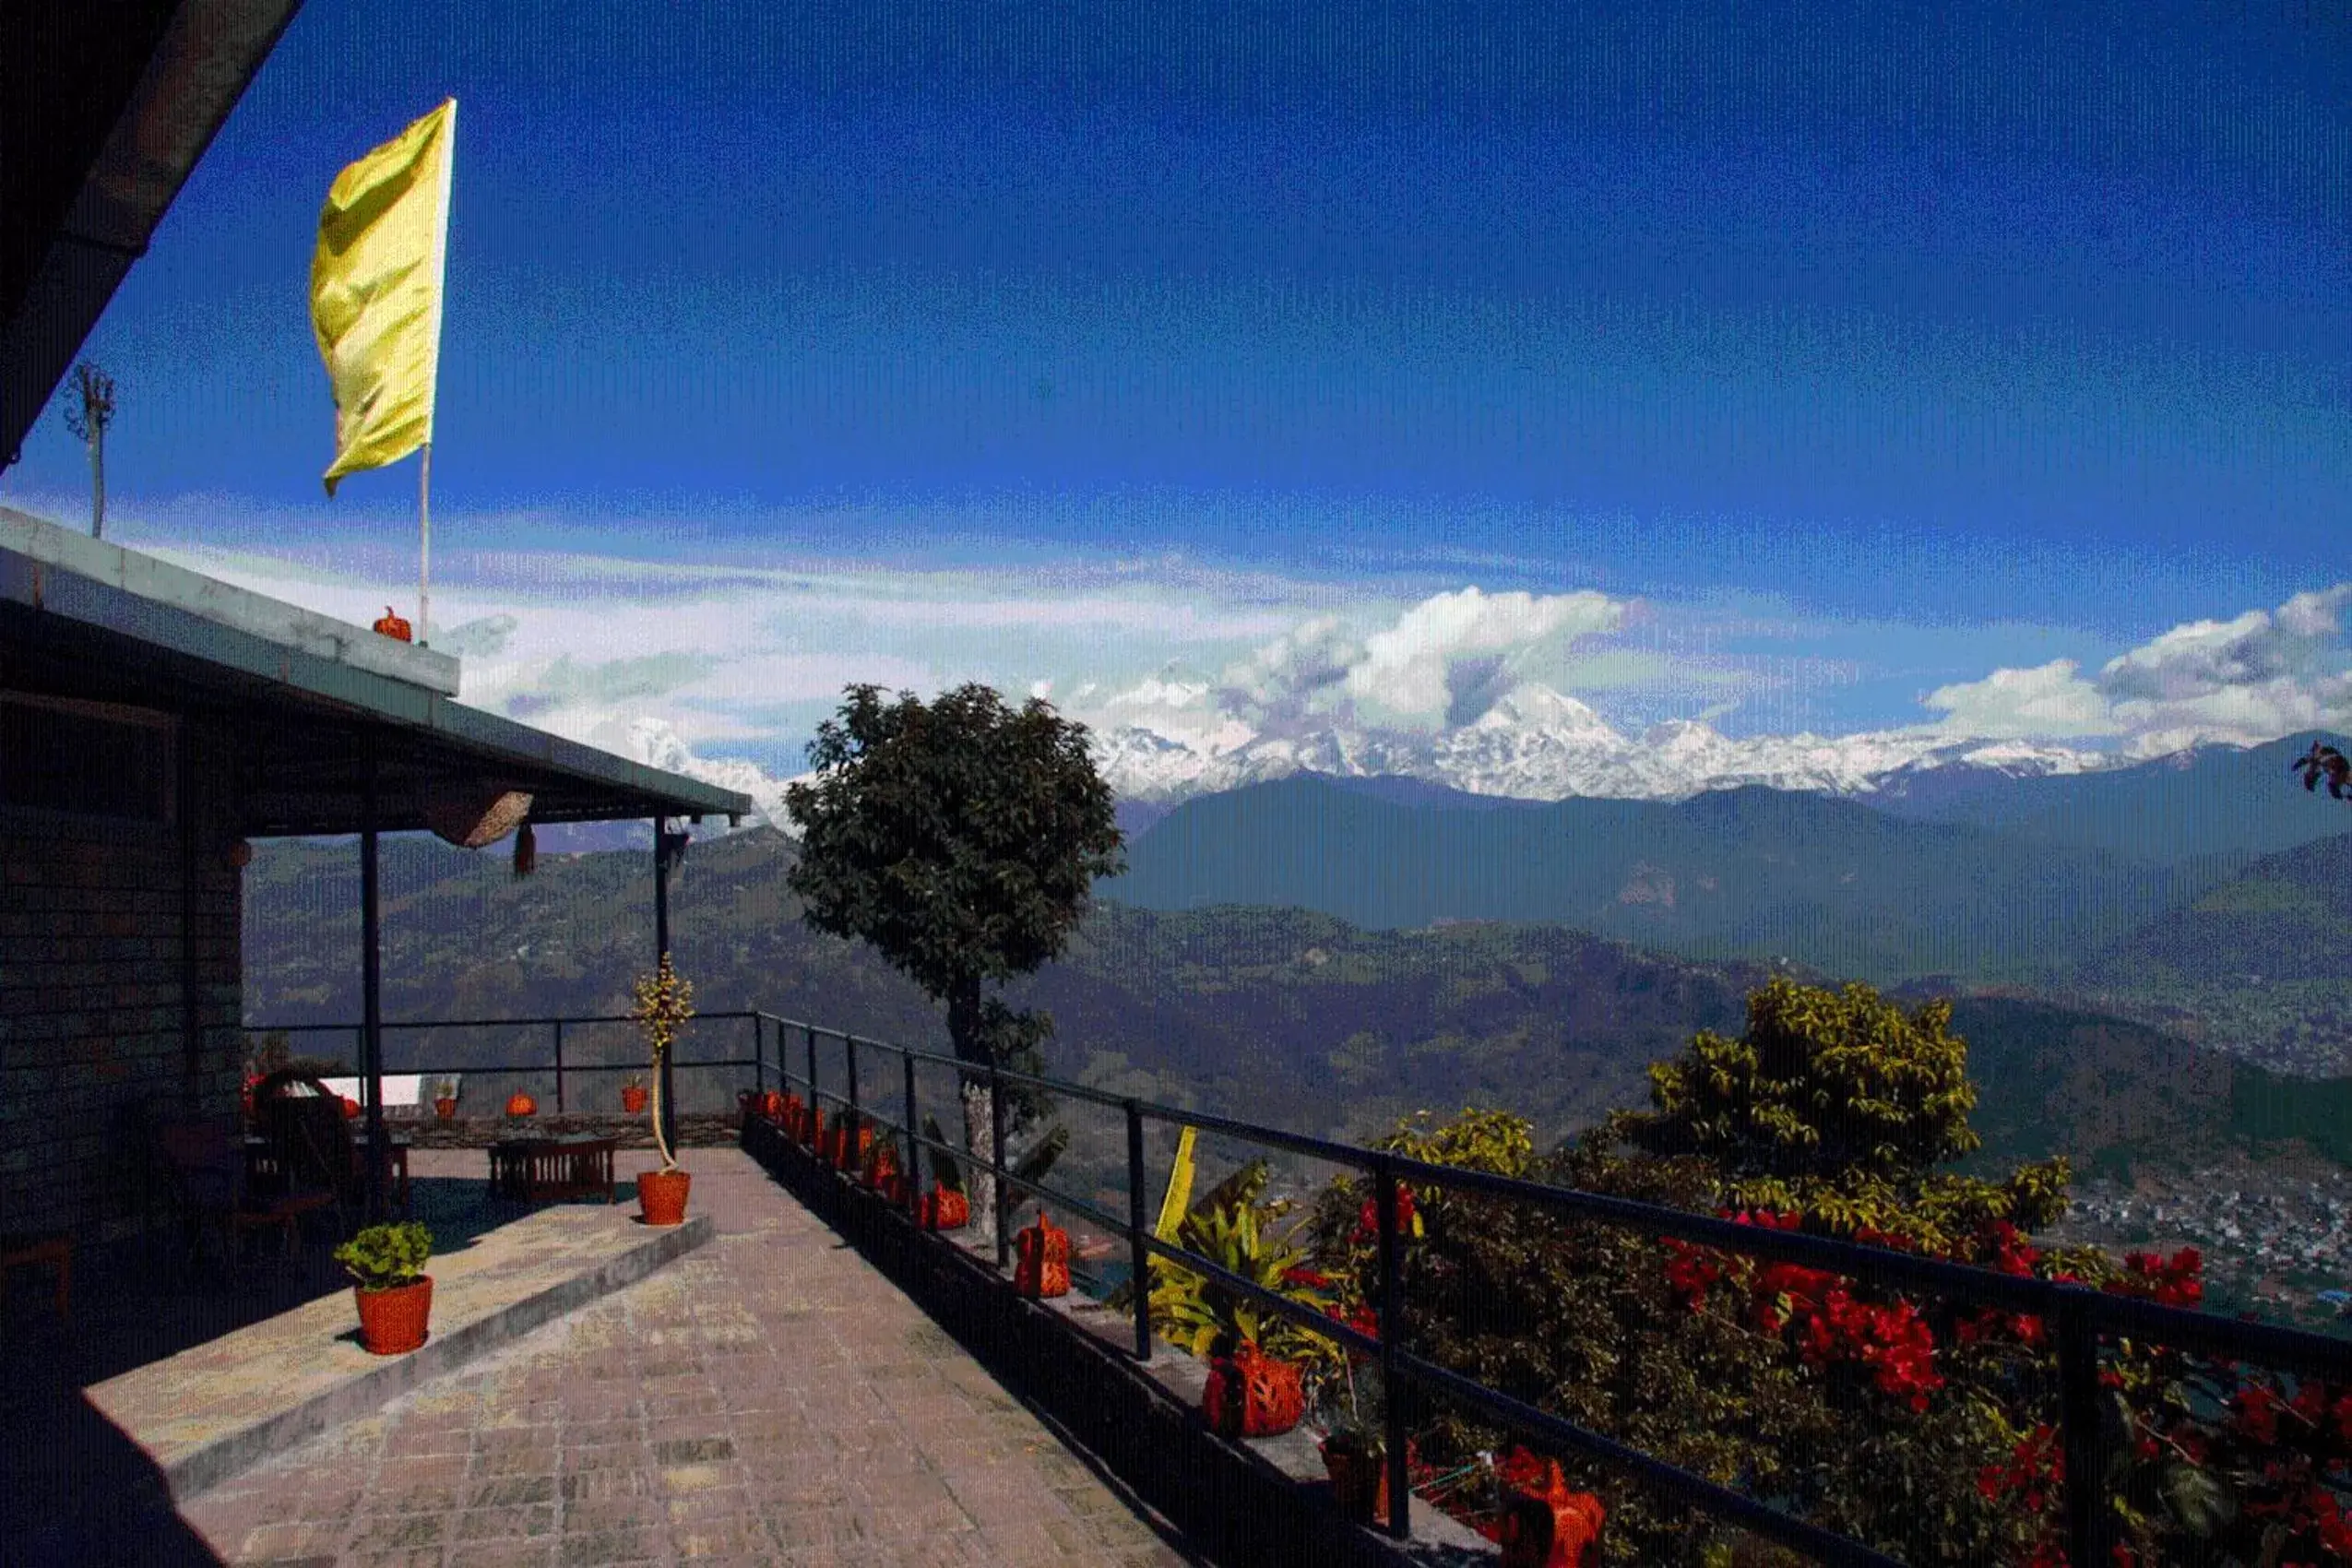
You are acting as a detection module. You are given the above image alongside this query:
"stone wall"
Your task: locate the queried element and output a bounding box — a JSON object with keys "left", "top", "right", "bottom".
{"left": 0, "top": 712, "right": 244, "bottom": 1241}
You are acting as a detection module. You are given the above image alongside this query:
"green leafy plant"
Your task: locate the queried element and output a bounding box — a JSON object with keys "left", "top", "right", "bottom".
{"left": 1115, "top": 1158, "right": 1341, "bottom": 1371}
{"left": 333, "top": 1221, "right": 433, "bottom": 1291}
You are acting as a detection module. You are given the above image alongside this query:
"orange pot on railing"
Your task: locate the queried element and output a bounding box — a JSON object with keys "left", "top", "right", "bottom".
{"left": 823, "top": 1121, "right": 873, "bottom": 1171}
{"left": 914, "top": 1187, "right": 969, "bottom": 1230}
{"left": 1202, "top": 1342, "right": 1304, "bottom": 1439}
{"left": 505, "top": 1092, "right": 537, "bottom": 1118}
{"left": 340, "top": 1095, "right": 362, "bottom": 1120}
{"left": 861, "top": 1140, "right": 899, "bottom": 1192}
{"left": 1014, "top": 1212, "right": 1072, "bottom": 1299}
{"left": 1497, "top": 1459, "right": 1605, "bottom": 1568}
{"left": 620, "top": 1086, "right": 648, "bottom": 1115}
{"left": 781, "top": 1094, "right": 804, "bottom": 1136}
{"left": 760, "top": 1088, "right": 785, "bottom": 1121}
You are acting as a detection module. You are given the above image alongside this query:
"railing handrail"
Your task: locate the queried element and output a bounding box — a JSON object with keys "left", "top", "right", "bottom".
{"left": 257, "top": 1005, "right": 2352, "bottom": 1566}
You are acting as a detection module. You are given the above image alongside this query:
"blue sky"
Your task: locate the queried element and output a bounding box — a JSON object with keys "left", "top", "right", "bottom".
{"left": 5, "top": 0, "right": 2347, "bottom": 786}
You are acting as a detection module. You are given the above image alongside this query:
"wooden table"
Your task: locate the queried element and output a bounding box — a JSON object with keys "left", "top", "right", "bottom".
{"left": 489, "top": 1134, "right": 617, "bottom": 1204}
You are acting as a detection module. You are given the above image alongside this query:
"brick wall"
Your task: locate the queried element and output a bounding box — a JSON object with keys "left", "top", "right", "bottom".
{"left": 0, "top": 715, "right": 244, "bottom": 1241}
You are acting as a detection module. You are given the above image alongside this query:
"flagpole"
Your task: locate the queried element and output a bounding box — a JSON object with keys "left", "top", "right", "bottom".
{"left": 419, "top": 442, "right": 432, "bottom": 647}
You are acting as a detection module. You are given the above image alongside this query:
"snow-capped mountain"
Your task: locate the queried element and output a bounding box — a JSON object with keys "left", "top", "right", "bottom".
{"left": 1080, "top": 679, "right": 2129, "bottom": 807}
{"left": 595, "top": 682, "right": 2137, "bottom": 842}
{"left": 611, "top": 718, "right": 807, "bottom": 833}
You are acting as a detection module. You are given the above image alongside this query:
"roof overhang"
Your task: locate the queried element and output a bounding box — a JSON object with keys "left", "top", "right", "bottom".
{"left": 0, "top": 508, "right": 753, "bottom": 835}
{"left": 2, "top": 0, "right": 308, "bottom": 469}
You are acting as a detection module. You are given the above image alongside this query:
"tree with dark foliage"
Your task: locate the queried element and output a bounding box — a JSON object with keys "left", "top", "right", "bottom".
{"left": 783, "top": 683, "right": 1123, "bottom": 1242}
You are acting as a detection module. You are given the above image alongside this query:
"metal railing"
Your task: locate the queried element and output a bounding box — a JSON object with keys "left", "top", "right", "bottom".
{"left": 248, "top": 1012, "right": 771, "bottom": 1114}
{"left": 753, "top": 1010, "right": 2352, "bottom": 1568}
{"left": 257, "top": 1006, "right": 2352, "bottom": 1567}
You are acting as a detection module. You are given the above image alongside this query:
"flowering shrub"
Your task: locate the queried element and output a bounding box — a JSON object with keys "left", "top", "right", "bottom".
{"left": 1291, "top": 979, "right": 2352, "bottom": 1566}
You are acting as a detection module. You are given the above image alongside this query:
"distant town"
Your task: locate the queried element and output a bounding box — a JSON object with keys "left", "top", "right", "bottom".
{"left": 2046, "top": 1160, "right": 2352, "bottom": 1334}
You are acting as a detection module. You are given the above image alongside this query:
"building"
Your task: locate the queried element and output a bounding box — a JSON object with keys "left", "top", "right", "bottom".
{"left": 0, "top": 1, "right": 754, "bottom": 1246}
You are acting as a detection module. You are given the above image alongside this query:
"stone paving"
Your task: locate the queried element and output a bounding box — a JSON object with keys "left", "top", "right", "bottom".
{"left": 174, "top": 1146, "right": 1210, "bottom": 1567}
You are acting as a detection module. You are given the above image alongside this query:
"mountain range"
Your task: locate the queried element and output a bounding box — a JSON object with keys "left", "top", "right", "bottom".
{"left": 1079, "top": 677, "right": 2139, "bottom": 813}
{"left": 241, "top": 809, "right": 2352, "bottom": 1175}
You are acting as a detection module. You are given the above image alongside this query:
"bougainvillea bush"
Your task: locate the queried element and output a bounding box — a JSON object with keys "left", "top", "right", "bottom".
{"left": 1298, "top": 978, "right": 2352, "bottom": 1566}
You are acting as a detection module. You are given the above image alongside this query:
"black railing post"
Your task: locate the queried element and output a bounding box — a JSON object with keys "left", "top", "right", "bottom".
{"left": 552, "top": 1018, "right": 566, "bottom": 1114}
{"left": 990, "top": 1060, "right": 1009, "bottom": 1269}
{"left": 1127, "top": 1099, "right": 1151, "bottom": 1361}
{"left": 901, "top": 1047, "right": 919, "bottom": 1209}
{"left": 753, "top": 1014, "right": 765, "bottom": 1098}
{"left": 805, "top": 1025, "right": 817, "bottom": 1113}
{"left": 845, "top": 1033, "right": 860, "bottom": 1129}
{"left": 1375, "top": 1155, "right": 1410, "bottom": 1538}
{"left": 2058, "top": 1286, "right": 2109, "bottom": 1568}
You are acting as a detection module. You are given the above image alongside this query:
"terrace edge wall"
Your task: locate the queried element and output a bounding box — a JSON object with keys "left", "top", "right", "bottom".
{"left": 0, "top": 714, "right": 244, "bottom": 1241}
{"left": 742, "top": 1114, "right": 1494, "bottom": 1568}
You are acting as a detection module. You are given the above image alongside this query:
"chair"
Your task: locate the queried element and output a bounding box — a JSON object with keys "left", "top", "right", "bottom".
{"left": 151, "top": 1117, "right": 335, "bottom": 1270}
{"left": 255, "top": 1093, "right": 362, "bottom": 1236}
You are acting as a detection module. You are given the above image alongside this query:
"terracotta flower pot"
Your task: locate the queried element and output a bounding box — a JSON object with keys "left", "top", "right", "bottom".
{"left": 826, "top": 1123, "right": 873, "bottom": 1171}
{"left": 760, "top": 1088, "right": 785, "bottom": 1121}
{"left": 861, "top": 1142, "right": 899, "bottom": 1192}
{"left": 353, "top": 1276, "right": 433, "bottom": 1355}
{"left": 1213, "top": 1344, "right": 1307, "bottom": 1438}
{"left": 1498, "top": 1460, "right": 1606, "bottom": 1568}
{"left": 340, "top": 1095, "right": 361, "bottom": 1120}
{"left": 621, "top": 1087, "right": 648, "bottom": 1114}
{"left": 433, "top": 1098, "right": 457, "bottom": 1120}
{"left": 505, "top": 1092, "right": 537, "bottom": 1118}
{"left": 1320, "top": 1436, "right": 1390, "bottom": 1525}
{"left": 914, "top": 1187, "right": 969, "bottom": 1230}
{"left": 1014, "top": 1212, "right": 1072, "bottom": 1299}
{"left": 1203, "top": 1344, "right": 1305, "bottom": 1438}
{"left": 638, "top": 1168, "right": 691, "bottom": 1226}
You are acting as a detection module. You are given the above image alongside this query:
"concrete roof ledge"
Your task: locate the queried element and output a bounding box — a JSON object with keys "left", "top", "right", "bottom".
{"left": 0, "top": 505, "right": 459, "bottom": 696}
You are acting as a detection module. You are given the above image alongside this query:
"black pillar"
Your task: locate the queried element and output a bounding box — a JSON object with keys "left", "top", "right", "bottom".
{"left": 653, "top": 817, "right": 677, "bottom": 1156}
{"left": 361, "top": 747, "right": 386, "bottom": 1226}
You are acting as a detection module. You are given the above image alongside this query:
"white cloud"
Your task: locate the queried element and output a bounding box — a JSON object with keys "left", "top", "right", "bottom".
{"left": 1918, "top": 659, "right": 2120, "bottom": 739}
{"left": 1918, "top": 584, "right": 2352, "bottom": 754}
{"left": 1339, "top": 588, "right": 1627, "bottom": 729}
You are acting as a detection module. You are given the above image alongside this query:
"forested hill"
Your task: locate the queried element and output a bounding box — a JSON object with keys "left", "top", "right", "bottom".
{"left": 243, "top": 828, "right": 2345, "bottom": 1177}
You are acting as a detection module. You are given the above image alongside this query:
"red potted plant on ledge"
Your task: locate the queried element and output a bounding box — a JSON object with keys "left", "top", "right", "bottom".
{"left": 431, "top": 1080, "right": 457, "bottom": 1119}
{"left": 335, "top": 1220, "right": 434, "bottom": 1354}
{"left": 632, "top": 955, "right": 695, "bottom": 1225}
{"left": 620, "top": 1074, "right": 648, "bottom": 1115}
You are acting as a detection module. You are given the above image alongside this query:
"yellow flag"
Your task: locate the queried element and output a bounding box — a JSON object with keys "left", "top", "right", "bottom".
{"left": 1153, "top": 1124, "right": 1198, "bottom": 1241}
{"left": 311, "top": 100, "right": 454, "bottom": 496}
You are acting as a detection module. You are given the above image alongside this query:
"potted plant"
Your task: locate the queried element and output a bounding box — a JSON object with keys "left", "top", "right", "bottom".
{"left": 334, "top": 1220, "right": 434, "bottom": 1355}
{"left": 631, "top": 955, "right": 694, "bottom": 1225}
{"left": 621, "top": 1074, "right": 648, "bottom": 1115}
{"left": 431, "top": 1080, "right": 457, "bottom": 1119}
{"left": 505, "top": 1090, "right": 537, "bottom": 1119}
{"left": 1314, "top": 1360, "right": 1392, "bottom": 1525}
{"left": 1496, "top": 1456, "right": 1605, "bottom": 1568}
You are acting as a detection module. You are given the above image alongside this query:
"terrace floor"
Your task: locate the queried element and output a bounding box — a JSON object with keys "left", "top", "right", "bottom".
{"left": 1, "top": 1145, "right": 1211, "bottom": 1568}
